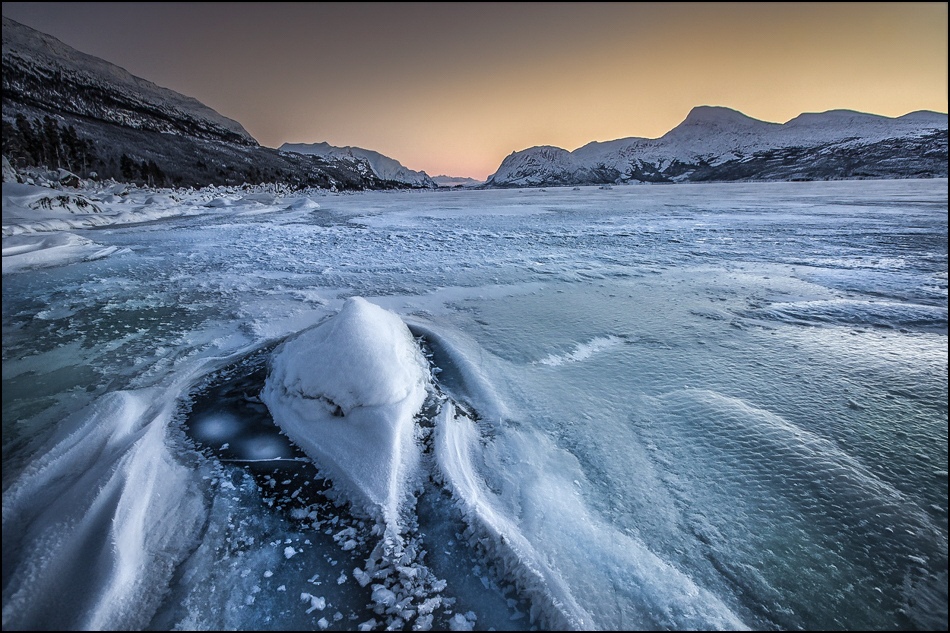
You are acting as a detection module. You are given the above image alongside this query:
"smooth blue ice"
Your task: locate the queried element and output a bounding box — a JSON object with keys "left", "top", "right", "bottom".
{"left": 2, "top": 179, "right": 947, "bottom": 630}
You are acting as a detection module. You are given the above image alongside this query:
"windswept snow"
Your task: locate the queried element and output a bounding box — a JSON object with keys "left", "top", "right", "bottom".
{"left": 1, "top": 388, "right": 207, "bottom": 630}
{"left": 432, "top": 364, "right": 748, "bottom": 630}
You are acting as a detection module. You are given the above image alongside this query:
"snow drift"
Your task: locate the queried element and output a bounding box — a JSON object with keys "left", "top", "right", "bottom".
{"left": 1, "top": 389, "right": 207, "bottom": 630}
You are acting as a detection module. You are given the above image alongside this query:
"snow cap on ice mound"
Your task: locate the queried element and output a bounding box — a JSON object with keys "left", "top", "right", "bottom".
{"left": 261, "top": 297, "right": 428, "bottom": 525}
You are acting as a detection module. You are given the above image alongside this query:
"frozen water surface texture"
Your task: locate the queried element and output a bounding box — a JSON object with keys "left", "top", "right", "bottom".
{"left": 2, "top": 179, "right": 947, "bottom": 630}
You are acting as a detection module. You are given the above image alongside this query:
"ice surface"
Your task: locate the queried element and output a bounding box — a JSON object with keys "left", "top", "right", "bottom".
{"left": 2, "top": 178, "right": 947, "bottom": 630}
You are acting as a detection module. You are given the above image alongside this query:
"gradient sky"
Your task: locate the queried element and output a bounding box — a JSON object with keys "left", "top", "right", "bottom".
{"left": 3, "top": 2, "right": 947, "bottom": 180}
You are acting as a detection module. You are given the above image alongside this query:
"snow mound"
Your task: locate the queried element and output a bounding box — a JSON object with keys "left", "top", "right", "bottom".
{"left": 285, "top": 197, "right": 322, "bottom": 211}
{"left": 261, "top": 297, "right": 429, "bottom": 526}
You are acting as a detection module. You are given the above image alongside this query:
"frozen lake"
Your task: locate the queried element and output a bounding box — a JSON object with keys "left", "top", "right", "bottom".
{"left": 2, "top": 179, "right": 947, "bottom": 630}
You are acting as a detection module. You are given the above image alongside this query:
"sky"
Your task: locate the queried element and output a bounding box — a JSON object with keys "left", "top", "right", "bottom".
{"left": 2, "top": 2, "right": 947, "bottom": 180}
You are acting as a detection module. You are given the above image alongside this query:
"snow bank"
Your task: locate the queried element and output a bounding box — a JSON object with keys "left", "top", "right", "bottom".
{"left": 1, "top": 389, "right": 207, "bottom": 629}
{"left": 260, "top": 297, "right": 429, "bottom": 527}
{"left": 433, "top": 403, "right": 595, "bottom": 630}
{"left": 2, "top": 182, "right": 184, "bottom": 237}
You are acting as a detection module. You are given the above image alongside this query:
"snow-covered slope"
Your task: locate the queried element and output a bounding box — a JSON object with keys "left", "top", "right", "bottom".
{"left": 486, "top": 146, "right": 590, "bottom": 187}
{"left": 2, "top": 16, "right": 255, "bottom": 145}
{"left": 1, "top": 18, "right": 401, "bottom": 191}
{"left": 487, "top": 106, "right": 948, "bottom": 187}
{"left": 280, "top": 142, "right": 435, "bottom": 188}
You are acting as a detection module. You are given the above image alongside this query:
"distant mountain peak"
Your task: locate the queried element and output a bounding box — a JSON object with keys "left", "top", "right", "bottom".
{"left": 680, "top": 105, "right": 760, "bottom": 125}
{"left": 431, "top": 175, "right": 484, "bottom": 188}
{"left": 782, "top": 109, "right": 887, "bottom": 127}
{"left": 899, "top": 110, "right": 949, "bottom": 120}
{"left": 668, "top": 106, "right": 780, "bottom": 138}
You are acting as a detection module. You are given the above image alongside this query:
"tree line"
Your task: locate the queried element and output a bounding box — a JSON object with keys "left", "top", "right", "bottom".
{"left": 2, "top": 113, "right": 97, "bottom": 176}
{"left": 2, "top": 113, "right": 175, "bottom": 186}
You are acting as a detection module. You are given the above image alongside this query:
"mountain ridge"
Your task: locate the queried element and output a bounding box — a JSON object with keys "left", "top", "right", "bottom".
{"left": 486, "top": 105, "right": 948, "bottom": 187}
{"left": 2, "top": 16, "right": 945, "bottom": 190}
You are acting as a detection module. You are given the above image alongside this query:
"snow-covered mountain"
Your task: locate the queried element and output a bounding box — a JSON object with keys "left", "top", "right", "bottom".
{"left": 1, "top": 18, "right": 397, "bottom": 191}
{"left": 431, "top": 175, "right": 484, "bottom": 188}
{"left": 2, "top": 16, "right": 254, "bottom": 146}
{"left": 280, "top": 142, "right": 435, "bottom": 188}
{"left": 486, "top": 106, "right": 948, "bottom": 187}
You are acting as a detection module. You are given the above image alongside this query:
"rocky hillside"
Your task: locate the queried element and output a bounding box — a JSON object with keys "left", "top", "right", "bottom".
{"left": 486, "top": 106, "right": 948, "bottom": 187}
{"left": 1, "top": 17, "right": 398, "bottom": 190}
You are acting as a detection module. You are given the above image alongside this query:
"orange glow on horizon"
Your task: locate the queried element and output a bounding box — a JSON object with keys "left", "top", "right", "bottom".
{"left": 3, "top": 2, "right": 947, "bottom": 180}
